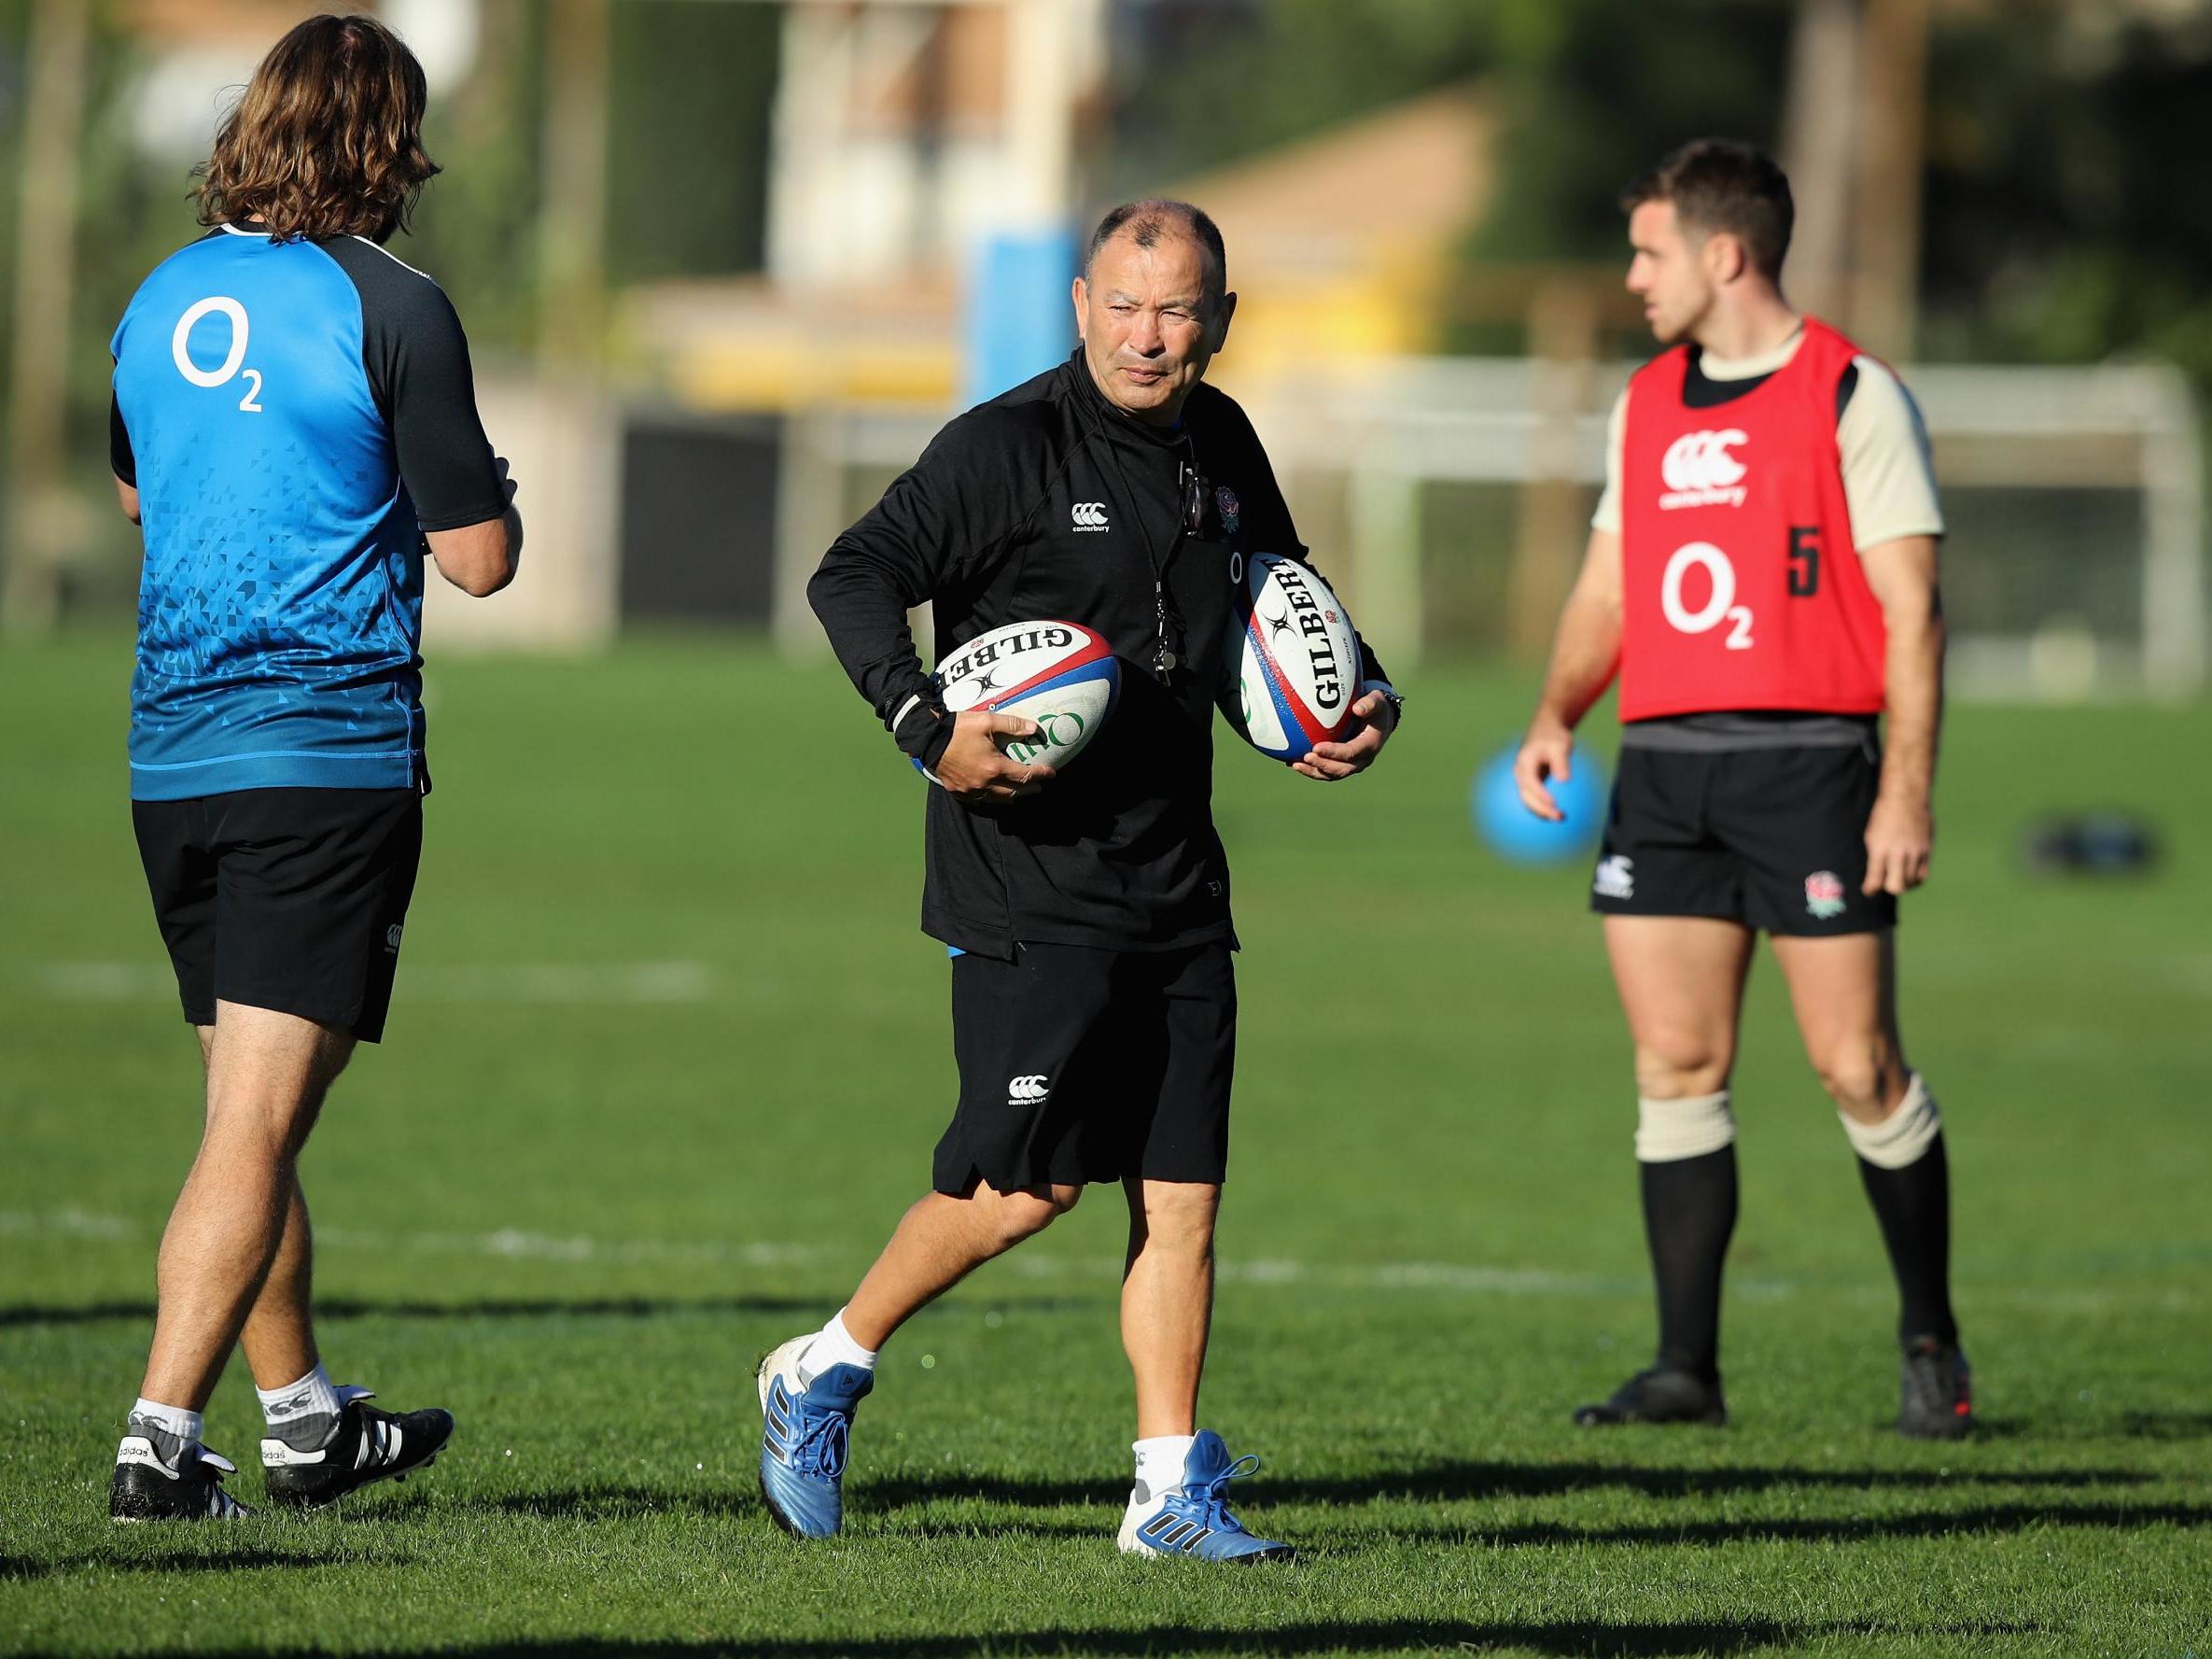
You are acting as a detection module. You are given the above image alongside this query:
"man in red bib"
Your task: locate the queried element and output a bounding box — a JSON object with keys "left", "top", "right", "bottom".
{"left": 1515, "top": 140, "right": 1968, "bottom": 1439}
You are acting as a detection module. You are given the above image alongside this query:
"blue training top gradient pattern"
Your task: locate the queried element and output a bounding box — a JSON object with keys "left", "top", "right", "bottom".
{"left": 114, "top": 229, "right": 427, "bottom": 799}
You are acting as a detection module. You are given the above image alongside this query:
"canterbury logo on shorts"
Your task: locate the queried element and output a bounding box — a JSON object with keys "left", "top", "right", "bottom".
{"left": 1007, "top": 1074, "right": 1050, "bottom": 1103}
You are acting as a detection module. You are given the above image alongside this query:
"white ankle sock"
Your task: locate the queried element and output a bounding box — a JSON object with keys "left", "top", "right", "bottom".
{"left": 1131, "top": 1434, "right": 1197, "bottom": 1503}
{"left": 257, "top": 1363, "right": 341, "bottom": 1436}
{"left": 800, "top": 1310, "right": 878, "bottom": 1383}
{"left": 127, "top": 1398, "right": 203, "bottom": 1455}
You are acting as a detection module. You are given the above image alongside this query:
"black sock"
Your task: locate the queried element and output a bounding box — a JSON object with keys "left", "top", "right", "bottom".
{"left": 1857, "top": 1132, "right": 1957, "bottom": 1346}
{"left": 1639, "top": 1146, "right": 1738, "bottom": 1384}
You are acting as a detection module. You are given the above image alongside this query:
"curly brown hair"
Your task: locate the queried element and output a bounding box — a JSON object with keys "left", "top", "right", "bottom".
{"left": 194, "top": 13, "right": 440, "bottom": 244}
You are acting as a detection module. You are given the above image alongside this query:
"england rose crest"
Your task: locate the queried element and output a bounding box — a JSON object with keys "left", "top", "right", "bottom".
{"left": 1804, "top": 870, "right": 1847, "bottom": 920}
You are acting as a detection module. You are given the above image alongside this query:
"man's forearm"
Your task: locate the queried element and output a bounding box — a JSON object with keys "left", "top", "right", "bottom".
{"left": 1532, "top": 585, "right": 1622, "bottom": 732}
{"left": 1880, "top": 594, "right": 1944, "bottom": 802}
{"left": 806, "top": 542, "right": 945, "bottom": 761}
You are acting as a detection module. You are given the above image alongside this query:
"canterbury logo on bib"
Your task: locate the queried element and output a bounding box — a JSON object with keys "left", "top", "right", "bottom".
{"left": 1659, "top": 429, "right": 1749, "bottom": 509}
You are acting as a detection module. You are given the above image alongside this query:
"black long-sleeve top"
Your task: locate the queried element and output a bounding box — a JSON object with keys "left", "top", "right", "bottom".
{"left": 809, "top": 349, "right": 1386, "bottom": 959}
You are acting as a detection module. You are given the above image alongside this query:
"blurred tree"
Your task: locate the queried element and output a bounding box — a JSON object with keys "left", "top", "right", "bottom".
{"left": 1919, "top": 8, "right": 2212, "bottom": 380}
{"left": 1101, "top": 0, "right": 1794, "bottom": 355}
{"left": 408, "top": 0, "right": 547, "bottom": 359}
{"left": 1108, "top": 0, "right": 2212, "bottom": 384}
{"left": 1468, "top": 0, "right": 1793, "bottom": 273}
{"left": 1102, "top": 0, "right": 1494, "bottom": 198}
{"left": 604, "top": 0, "right": 780, "bottom": 286}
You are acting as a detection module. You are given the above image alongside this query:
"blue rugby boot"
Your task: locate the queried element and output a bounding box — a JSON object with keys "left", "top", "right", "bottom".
{"left": 1116, "top": 1430, "right": 1295, "bottom": 1564}
{"left": 757, "top": 1334, "right": 873, "bottom": 1539}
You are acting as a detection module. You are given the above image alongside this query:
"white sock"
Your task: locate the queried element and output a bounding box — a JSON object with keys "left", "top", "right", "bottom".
{"left": 1131, "top": 1434, "right": 1197, "bottom": 1504}
{"left": 799, "top": 1310, "right": 878, "bottom": 1383}
{"left": 257, "top": 1363, "right": 341, "bottom": 1441}
{"left": 127, "top": 1398, "right": 203, "bottom": 1457}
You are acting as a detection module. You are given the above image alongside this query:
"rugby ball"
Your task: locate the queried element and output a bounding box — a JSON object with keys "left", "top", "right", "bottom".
{"left": 915, "top": 619, "right": 1120, "bottom": 783}
{"left": 1221, "top": 554, "right": 1361, "bottom": 761}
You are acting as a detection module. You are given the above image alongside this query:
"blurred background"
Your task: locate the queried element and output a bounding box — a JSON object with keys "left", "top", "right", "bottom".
{"left": 7, "top": 13, "right": 2212, "bottom": 1644}
{"left": 2, "top": 0, "right": 2208, "bottom": 699}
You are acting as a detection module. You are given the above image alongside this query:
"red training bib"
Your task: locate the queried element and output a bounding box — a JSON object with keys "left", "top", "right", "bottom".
{"left": 1617, "top": 316, "right": 1888, "bottom": 721}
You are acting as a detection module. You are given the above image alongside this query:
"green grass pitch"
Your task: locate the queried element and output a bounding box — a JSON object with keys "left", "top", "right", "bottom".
{"left": 2, "top": 632, "right": 2207, "bottom": 1657}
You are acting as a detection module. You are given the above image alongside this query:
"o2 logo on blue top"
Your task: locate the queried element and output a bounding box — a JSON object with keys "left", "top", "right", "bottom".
{"left": 171, "top": 296, "right": 263, "bottom": 413}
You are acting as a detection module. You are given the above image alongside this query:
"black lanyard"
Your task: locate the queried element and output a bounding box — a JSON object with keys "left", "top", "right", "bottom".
{"left": 1107, "top": 443, "right": 1207, "bottom": 685}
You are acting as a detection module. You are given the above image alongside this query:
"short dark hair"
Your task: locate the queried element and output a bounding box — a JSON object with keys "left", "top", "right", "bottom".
{"left": 1085, "top": 199, "right": 1227, "bottom": 306}
{"left": 1621, "top": 139, "right": 1794, "bottom": 278}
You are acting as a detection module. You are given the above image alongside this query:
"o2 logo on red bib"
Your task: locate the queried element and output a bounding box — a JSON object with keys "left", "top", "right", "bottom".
{"left": 1661, "top": 542, "right": 1754, "bottom": 651}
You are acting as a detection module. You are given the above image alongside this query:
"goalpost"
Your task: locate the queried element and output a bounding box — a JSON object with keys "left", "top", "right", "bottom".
{"left": 774, "top": 357, "right": 2205, "bottom": 702}
{"left": 1249, "top": 355, "right": 2206, "bottom": 699}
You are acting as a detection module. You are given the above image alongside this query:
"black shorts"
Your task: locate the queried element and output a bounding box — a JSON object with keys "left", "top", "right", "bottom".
{"left": 934, "top": 941, "right": 1236, "bottom": 1195}
{"left": 1589, "top": 744, "right": 1897, "bottom": 935}
{"left": 132, "top": 787, "right": 424, "bottom": 1042}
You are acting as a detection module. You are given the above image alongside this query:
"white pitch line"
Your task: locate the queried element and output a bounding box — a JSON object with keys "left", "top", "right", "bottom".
{"left": 29, "top": 961, "right": 715, "bottom": 1005}
{"left": 5, "top": 1208, "right": 2194, "bottom": 1311}
{"left": 0, "top": 1207, "right": 1641, "bottom": 1297}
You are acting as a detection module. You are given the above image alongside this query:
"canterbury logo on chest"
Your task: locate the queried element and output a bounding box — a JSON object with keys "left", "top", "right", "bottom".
{"left": 1071, "top": 502, "right": 1109, "bottom": 532}
{"left": 1659, "top": 429, "right": 1750, "bottom": 510}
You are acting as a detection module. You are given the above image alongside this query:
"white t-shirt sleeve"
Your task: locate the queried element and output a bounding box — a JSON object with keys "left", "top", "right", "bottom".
{"left": 1590, "top": 387, "right": 1629, "bottom": 535}
{"left": 1840, "top": 357, "right": 1944, "bottom": 550}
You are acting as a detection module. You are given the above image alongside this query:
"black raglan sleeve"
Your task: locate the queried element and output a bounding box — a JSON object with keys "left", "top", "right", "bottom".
{"left": 110, "top": 391, "right": 136, "bottom": 487}
{"left": 323, "top": 238, "right": 509, "bottom": 533}
{"left": 807, "top": 405, "right": 1043, "bottom": 767}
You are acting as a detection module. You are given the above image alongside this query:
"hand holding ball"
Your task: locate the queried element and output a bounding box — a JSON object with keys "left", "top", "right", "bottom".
{"left": 1220, "top": 554, "right": 1364, "bottom": 761}
{"left": 915, "top": 619, "right": 1120, "bottom": 800}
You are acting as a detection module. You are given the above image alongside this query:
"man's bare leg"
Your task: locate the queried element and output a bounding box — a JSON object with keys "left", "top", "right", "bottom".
{"left": 1111, "top": 1176, "right": 1292, "bottom": 1560}
{"left": 756, "top": 1181, "right": 1081, "bottom": 1539}
{"left": 239, "top": 1179, "right": 319, "bottom": 1395}
{"left": 139, "top": 1003, "right": 351, "bottom": 1412}
{"left": 1578, "top": 917, "right": 1755, "bottom": 1424}
{"left": 110, "top": 1005, "right": 350, "bottom": 1519}
{"left": 1772, "top": 931, "right": 1963, "bottom": 1430}
{"left": 185, "top": 1019, "right": 332, "bottom": 1397}
{"left": 1770, "top": 931, "right": 1909, "bottom": 1124}
{"left": 840, "top": 1182, "right": 1082, "bottom": 1350}
{"left": 180, "top": 1019, "right": 343, "bottom": 1443}
{"left": 1120, "top": 1178, "right": 1217, "bottom": 1440}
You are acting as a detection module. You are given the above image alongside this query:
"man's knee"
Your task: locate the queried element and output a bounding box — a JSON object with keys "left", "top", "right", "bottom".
{"left": 203, "top": 1013, "right": 354, "bottom": 1155}
{"left": 987, "top": 1183, "right": 1081, "bottom": 1247}
{"left": 310, "top": 1035, "right": 357, "bottom": 1093}
{"left": 1136, "top": 1181, "right": 1220, "bottom": 1251}
{"left": 1812, "top": 1041, "right": 1903, "bottom": 1120}
{"left": 203, "top": 1065, "right": 345, "bottom": 1158}
{"left": 1633, "top": 1032, "right": 1734, "bottom": 1099}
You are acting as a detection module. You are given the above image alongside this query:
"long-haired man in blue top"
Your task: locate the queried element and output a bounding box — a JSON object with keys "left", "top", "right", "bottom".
{"left": 106, "top": 13, "right": 520, "bottom": 1520}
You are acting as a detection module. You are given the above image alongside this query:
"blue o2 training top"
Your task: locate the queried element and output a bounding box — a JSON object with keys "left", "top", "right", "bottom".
{"left": 110, "top": 224, "right": 508, "bottom": 800}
